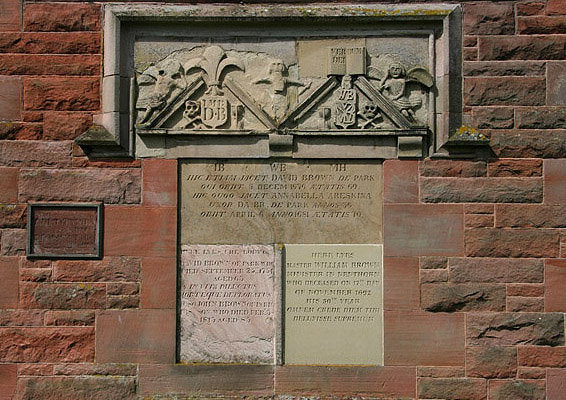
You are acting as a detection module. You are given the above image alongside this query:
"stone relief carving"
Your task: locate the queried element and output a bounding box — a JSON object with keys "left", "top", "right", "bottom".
{"left": 135, "top": 45, "right": 433, "bottom": 134}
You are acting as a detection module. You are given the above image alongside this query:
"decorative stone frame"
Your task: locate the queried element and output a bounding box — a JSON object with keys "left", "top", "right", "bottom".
{"left": 80, "top": 3, "right": 462, "bottom": 159}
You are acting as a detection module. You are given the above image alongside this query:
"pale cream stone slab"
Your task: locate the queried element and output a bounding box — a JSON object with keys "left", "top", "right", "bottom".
{"left": 297, "top": 38, "right": 365, "bottom": 78}
{"left": 284, "top": 244, "right": 383, "bottom": 365}
{"left": 180, "top": 159, "right": 382, "bottom": 244}
{"left": 179, "top": 244, "right": 276, "bottom": 364}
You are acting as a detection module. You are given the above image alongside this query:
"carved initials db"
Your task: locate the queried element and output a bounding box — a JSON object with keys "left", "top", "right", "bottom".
{"left": 201, "top": 96, "right": 229, "bottom": 128}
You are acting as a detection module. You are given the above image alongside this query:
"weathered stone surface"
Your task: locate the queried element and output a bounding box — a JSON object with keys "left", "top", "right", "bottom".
{"left": 467, "top": 347, "right": 517, "bottom": 378}
{"left": 0, "top": 310, "right": 44, "bottom": 327}
{"left": 0, "top": 327, "right": 94, "bottom": 362}
{"left": 548, "top": 0, "right": 566, "bottom": 15}
{"left": 19, "top": 168, "right": 141, "bottom": 203}
{"left": 142, "top": 159, "right": 177, "bottom": 207}
{"left": 0, "top": 121, "right": 42, "bottom": 140}
{"left": 472, "top": 107, "right": 514, "bottom": 129}
{"left": 496, "top": 205, "right": 566, "bottom": 228}
{"left": 420, "top": 160, "right": 486, "bottom": 178}
{"left": 106, "top": 295, "right": 139, "bottom": 309}
{"left": 0, "top": 32, "right": 101, "bottom": 54}
{"left": 384, "top": 311, "right": 464, "bottom": 366}
{"left": 516, "top": 107, "right": 566, "bottom": 129}
{"left": 24, "top": 77, "right": 99, "bottom": 111}
{"left": 107, "top": 282, "right": 139, "bottom": 296}
{"left": 507, "top": 296, "right": 544, "bottom": 312}
{"left": 23, "top": 3, "right": 101, "bottom": 32}
{"left": 0, "top": 141, "right": 71, "bottom": 168}
{"left": 0, "top": 0, "right": 20, "bottom": 31}
{"left": 20, "top": 267, "right": 51, "bottom": 282}
{"left": 488, "top": 159, "right": 542, "bottom": 177}
{"left": 421, "top": 177, "right": 542, "bottom": 203}
{"left": 0, "top": 228, "right": 25, "bottom": 256}
{"left": 517, "top": 2, "right": 545, "bottom": 16}
{"left": 465, "top": 229, "right": 559, "bottom": 258}
{"left": 418, "top": 378, "right": 487, "bottom": 400}
{"left": 545, "top": 259, "right": 566, "bottom": 312}
{"left": 20, "top": 283, "right": 106, "bottom": 309}
{"left": 420, "top": 256, "right": 447, "bottom": 270}
{"left": 464, "top": 77, "right": 545, "bottom": 106}
{"left": 464, "top": 61, "right": 546, "bottom": 76}
{"left": 421, "top": 283, "right": 505, "bottom": 312}
{"left": 384, "top": 257, "right": 419, "bottom": 311}
{"left": 519, "top": 16, "right": 566, "bottom": 34}
{"left": 467, "top": 313, "right": 564, "bottom": 346}
{"left": 0, "top": 363, "right": 16, "bottom": 400}
{"left": 519, "top": 346, "right": 566, "bottom": 367}
{"left": 463, "top": 2, "right": 514, "bottom": 35}
{"left": 18, "top": 376, "right": 136, "bottom": 400}
{"left": 465, "top": 204, "right": 494, "bottom": 214}
{"left": 420, "top": 269, "right": 448, "bottom": 283}
{"left": 0, "top": 167, "right": 17, "bottom": 204}
{"left": 0, "top": 54, "right": 100, "bottom": 76}
{"left": 490, "top": 130, "right": 566, "bottom": 158}
{"left": 43, "top": 112, "right": 93, "bottom": 141}
{"left": 545, "top": 159, "right": 566, "bottom": 203}
{"left": 384, "top": 204, "right": 464, "bottom": 256}
{"left": 0, "top": 204, "right": 26, "bottom": 228}
{"left": 53, "top": 363, "right": 137, "bottom": 376}
{"left": 418, "top": 366, "right": 465, "bottom": 378}
{"left": 507, "top": 283, "right": 544, "bottom": 297}
{"left": 0, "top": 257, "right": 18, "bottom": 308}
{"left": 489, "top": 379, "right": 545, "bottom": 400}
{"left": 548, "top": 63, "right": 566, "bottom": 106}
{"left": 53, "top": 257, "right": 140, "bottom": 282}
{"left": 18, "top": 363, "right": 53, "bottom": 377}
{"left": 0, "top": 76, "right": 21, "bottom": 121}
{"left": 383, "top": 160, "right": 418, "bottom": 203}
{"left": 548, "top": 369, "right": 566, "bottom": 400}
{"left": 479, "top": 36, "right": 566, "bottom": 60}
{"left": 44, "top": 311, "right": 95, "bottom": 327}
{"left": 141, "top": 257, "right": 176, "bottom": 309}
{"left": 465, "top": 214, "right": 494, "bottom": 228}
{"left": 518, "top": 367, "right": 546, "bottom": 379}
{"left": 449, "top": 258, "right": 543, "bottom": 283}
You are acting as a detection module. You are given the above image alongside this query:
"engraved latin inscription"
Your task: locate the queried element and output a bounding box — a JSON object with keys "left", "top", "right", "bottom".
{"left": 180, "top": 160, "right": 382, "bottom": 244}
{"left": 180, "top": 245, "right": 275, "bottom": 364}
{"left": 284, "top": 244, "right": 383, "bottom": 365}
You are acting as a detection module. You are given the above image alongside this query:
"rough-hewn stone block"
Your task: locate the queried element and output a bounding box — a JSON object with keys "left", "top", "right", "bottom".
{"left": 472, "top": 107, "right": 514, "bottom": 129}
{"left": 488, "top": 159, "right": 542, "bottom": 177}
{"left": 420, "top": 269, "right": 448, "bottom": 283}
{"left": 53, "top": 257, "right": 140, "bottom": 282}
{"left": 489, "top": 379, "right": 545, "bottom": 400}
{"left": 420, "top": 160, "right": 486, "bottom": 178}
{"left": 0, "top": 32, "right": 101, "bottom": 54}
{"left": 519, "top": 346, "right": 566, "bottom": 367}
{"left": 466, "top": 347, "right": 517, "bottom": 378}
{"left": 465, "top": 228, "right": 559, "bottom": 258}
{"left": 24, "top": 77, "right": 99, "bottom": 111}
{"left": 418, "top": 378, "right": 487, "bottom": 400}
{"left": 0, "top": 204, "right": 26, "bottom": 228}
{"left": 383, "top": 160, "right": 418, "bottom": 203}
{"left": 53, "top": 363, "right": 137, "bottom": 376}
{"left": 384, "top": 311, "right": 464, "bottom": 366}
{"left": 507, "top": 283, "right": 544, "bottom": 297}
{"left": 418, "top": 366, "right": 465, "bottom": 378}
{"left": 518, "top": 2, "right": 546, "bottom": 16}
{"left": 44, "top": 311, "right": 95, "bottom": 327}
{"left": 507, "top": 296, "right": 544, "bottom": 312}
{"left": 23, "top": 3, "right": 101, "bottom": 32}
{"left": 0, "top": 54, "right": 100, "bottom": 75}
{"left": 547, "top": 369, "right": 566, "bottom": 400}
{"left": 18, "top": 376, "right": 136, "bottom": 400}
{"left": 142, "top": 159, "right": 177, "bottom": 207}
{"left": 463, "top": 2, "right": 514, "bottom": 35}
{"left": 464, "top": 77, "right": 545, "bottom": 106}
{"left": 43, "top": 112, "right": 93, "bottom": 141}
{"left": 19, "top": 168, "right": 141, "bottom": 203}
{"left": 421, "top": 177, "right": 542, "bottom": 203}
{"left": 0, "top": 140, "right": 71, "bottom": 167}
{"left": 0, "top": 327, "right": 94, "bottom": 362}
{"left": 464, "top": 61, "right": 546, "bottom": 77}
{"left": 0, "top": 310, "right": 43, "bottom": 327}
{"left": 518, "top": 16, "right": 566, "bottom": 34}
{"left": 20, "top": 283, "right": 106, "bottom": 309}
{"left": 467, "top": 313, "right": 564, "bottom": 346}
{"left": 516, "top": 107, "right": 566, "bottom": 128}
{"left": 496, "top": 205, "right": 566, "bottom": 227}
{"left": 479, "top": 36, "right": 566, "bottom": 60}
{"left": 490, "top": 130, "right": 566, "bottom": 158}
{"left": 0, "top": 228, "right": 25, "bottom": 256}
{"left": 421, "top": 283, "right": 505, "bottom": 312}
{"left": 420, "top": 256, "right": 447, "bottom": 270}
{"left": 465, "top": 214, "right": 494, "bottom": 228}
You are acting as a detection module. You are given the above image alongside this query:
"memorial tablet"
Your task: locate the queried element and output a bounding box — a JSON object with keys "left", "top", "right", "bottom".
{"left": 284, "top": 244, "right": 383, "bottom": 365}
{"left": 27, "top": 203, "right": 102, "bottom": 259}
{"left": 180, "top": 245, "right": 276, "bottom": 364}
{"left": 180, "top": 159, "right": 382, "bottom": 244}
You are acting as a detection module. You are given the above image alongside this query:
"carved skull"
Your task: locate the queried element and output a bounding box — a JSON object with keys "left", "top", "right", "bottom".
{"left": 184, "top": 100, "right": 200, "bottom": 118}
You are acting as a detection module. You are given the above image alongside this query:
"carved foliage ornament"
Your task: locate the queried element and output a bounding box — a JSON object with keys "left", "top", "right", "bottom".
{"left": 135, "top": 45, "right": 434, "bottom": 133}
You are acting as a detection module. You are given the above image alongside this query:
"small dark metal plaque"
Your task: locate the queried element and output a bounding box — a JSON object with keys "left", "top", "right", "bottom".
{"left": 27, "top": 203, "right": 103, "bottom": 259}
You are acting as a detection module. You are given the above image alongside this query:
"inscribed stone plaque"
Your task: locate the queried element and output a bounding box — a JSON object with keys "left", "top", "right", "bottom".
{"left": 284, "top": 244, "right": 383, "bottom": 365}
{"left": 27, "top": 203, "right": 102, "bottom": 259}
{"left": 180, "top": 160, "right": 382, "bottom": 244}
{"left": 180, "top": 245, "right": 276, "bottom": 364}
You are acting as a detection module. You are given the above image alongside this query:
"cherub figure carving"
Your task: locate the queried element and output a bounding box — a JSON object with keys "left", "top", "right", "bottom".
{"left": 253, "top": 60, "right": 309, "bottom": 94}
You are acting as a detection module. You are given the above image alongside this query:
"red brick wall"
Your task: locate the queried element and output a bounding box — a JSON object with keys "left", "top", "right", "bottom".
{"left": 1, "top": 0, "right": 566, "bottom": 398}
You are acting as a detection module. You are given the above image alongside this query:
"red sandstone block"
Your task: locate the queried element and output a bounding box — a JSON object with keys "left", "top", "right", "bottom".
{"left": 384, "top": 204, "right": 464, "bottom": 257}
{"left": 44, "top": 310, "right": 95, "bottom": 327}
{"left": 18, "top": 376, "right": 137, "bottom": 400}
{"left": 420, "top": 269, "right": 448, "bottom": 283}
{"left": 43, "top": 112, "right": 93, "bottom": 141}
{"left": 464, "top": 77, "right": 546, "bottom": 106}
{"left": 496, "top": 204, "right": 566, "bottom": 227}
{"left": 518, "top": 367, "right": 546, "bottom": 379}
{"left": 517, "top": 2, "right": 546, "bottom": 16}
{"left": 548, "top": 369, "right": 566, "bottom": 399}
{"left": 489, "top": 379, "right": 545, "bottom": 400}
{"left": 519, "top": 346, "right": 566, "bottom": 367}
{"left": 53, "top": 257, "right": 140, "bottom": 282}
{"left": 463, "top": 47, "right": 478, "bottom": 62}
{"left": 507, "top": 296, "right": 544, "bottom": 312}
{"left": 489, "top": 129, "right": 566, "bottom": 159}
{"left": 421, "top": 283, "right": 506, "bottom": 312}
{"left": 449, "top": 257, "right": 543, "bottom": 283}
{"left": 142, "top": 159, "right": 177, "bottom": 206}
{"left": 274, "top": 366, "right": 416, "bottom": 397}
{"left": 507, "top": 283, "right": 544, "bottom": 297}
{"left": 0, "top": 364, "right": 16, "bottom": 400}
{"left": 0, "top": 76, "right": 21, "bottom": 121}
{"left": 420, "top": 256, "right": 448, "bottom": 269}
{"left": 0, "top": 0, "right": 20, "bottom": 32}
{"left": 479, "top": 36, "right": 566, "bottom": 61}
{"left": 420, "top": 160, "right": 486, "bottom": 178}
{"left": 472, "top": 107, "right": 514, "bottom": 129}
{"left": 417, "top": 366, "right": 465, "bottom": 378}
{"left": 544, "top": 159, "right": 566, "bottom": 204}
{"left": 0, "top": 32, "right": 101, "bottom": 54}
{"left": 518, "top": 16, "right": 566, "bottom": 34}
{"left": 96, "top": 309, "right": 175, "bottom": 363}
{"left": 0, "top": 229, "right": 25, "bottom": 256}
{"left": 0, "top": 257, "right": 17, "bottom": 308}
{"left": 106, "top": 295, "right": 140, "bottom": 309}
{"left": 0, "top": 327, "right": 94, "bottom": 362}
{"left": 383, "top": 160, "right": 418, "bottom": 203}
{"left": 18, "top": 363, "right": 53, "bottom": 376}
{"left": 464, "top": 36, "right": 477, "bottom": 48}
{"left": 140, "top": 364, "right": 274, "bottom": 396}
{"left": 0, "top": 122, "right": 42, "bottom": 140}
{"left": 464, "top": 61, "right": 546, "bottom": 77}
{"left": 418, "top": 378, "right": 487, "bottom": 400}
{"left": 545, "top": 259, "right": 566, "bottom": 312}
{"left": 465, "top": 228, "right": 559, "bottom": 258}
{"left": 20, "top": 267, "right": 51, "bottom": 282}
{"left": 516, "top": 107, "right": 566, "bottom": 129}
{"left": 20, "top": 283, "right": 106, "bottom": 310}
{"left": 0, "top": 310, "right": 43, "bottom": 327}
{"left": 466, "top": 346, "right": 517, "bottom": 379}
{"left": 384, "top": 311, "right": 464, "bottom": 366}
{"left": 72, "top": 157, "right": 142, "bottom": 169}
{"left": 0, "top": 167, "right": 17, "bottom": 203}
{"left": 20, "top": 258, "right": 51, "bottom": 269}
{"left": 488, "top": 159, "right": 542, "bottom": 177}
{"left": 104, "top": 206, "right": 176, "bottom": 258}
{"left": 465, "top": 204, "right": 494, "bottom": 215}
{"left": 19, "top": 168, "right": 141, "bottom": 204}
{"left": 23, "top": 77, "right": 99, "bottom": 111}
{"left": 547, "top": 0, "right": 566, "bottom": 15}
{"left": 0, "top": 54, "right": 100, "bottom": 76}
{"left": 141, "top": 257, "right": 176, "bottom": 309}
{"left": 23, "top": 3, "right": 101, "bottom": 32}
{"left": 463, "top": 2, "right": 514, "bottom": 35}
{"left": 383, "top": 257, "right": 419, "bottom": 311}
{"left": 53, "top": 363, "right": 137, "bottom": 376}
{"left": 465, "top": 214, "right": 494, "bottom": 228}
{"left": 107, "top": 282, "right": 139, "bottom": 296}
